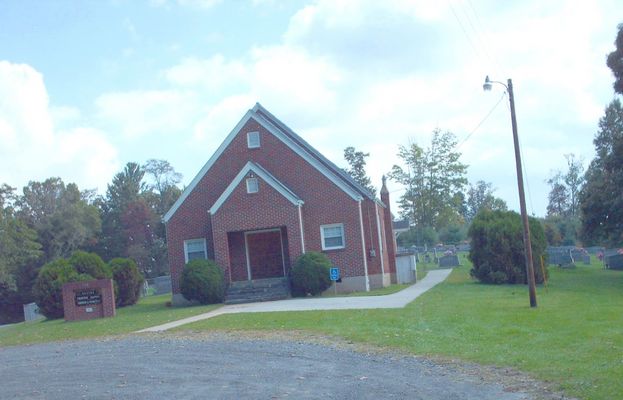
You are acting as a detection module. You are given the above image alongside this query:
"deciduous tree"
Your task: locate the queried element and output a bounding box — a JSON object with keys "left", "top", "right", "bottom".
{"left": 389, "top": 129, "right": 467, "bottom": 231}
{"left": 465, "top": 180, "right": 507, "bottom": 221}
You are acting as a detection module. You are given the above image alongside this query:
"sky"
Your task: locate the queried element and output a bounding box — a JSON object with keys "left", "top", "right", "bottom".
{"left": 0, "top": 0, "right": 621, "bottom": 217}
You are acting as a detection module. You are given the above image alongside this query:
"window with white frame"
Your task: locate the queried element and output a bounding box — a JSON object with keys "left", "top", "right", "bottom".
{"left": 247, "top": 131, "right": 260, "bottom": 148}
{"left": 320, "top": 223, "right": 345, "bottom": 250}
{"left": 246, "top": 177, "right": 259, "bottom": 193}
{"left": 184, "top": 239, "right": 207, "bottom": 263}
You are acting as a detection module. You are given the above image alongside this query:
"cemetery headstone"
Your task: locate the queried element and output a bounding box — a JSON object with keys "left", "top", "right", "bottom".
{"left": 605, "top": 254, "right": 623, "bottom": 270}
{"left": 547, "top": 249, "right": 573, "bottom": 266}
{"left": 438, "top": 254, "right": 460, "bottom": 268}
{"left": 151, "top": 276, "right": 172, "bottom": 295}
{"left": 22, "top": 302, "right": 44, "bottom": 322}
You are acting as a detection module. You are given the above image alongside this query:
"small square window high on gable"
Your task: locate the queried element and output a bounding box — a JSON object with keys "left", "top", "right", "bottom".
{"left": 247, "top": 131, "right": 260, "bottom": 148}
{"left": 246, "top": 177, "right": 259, "bottom": 193}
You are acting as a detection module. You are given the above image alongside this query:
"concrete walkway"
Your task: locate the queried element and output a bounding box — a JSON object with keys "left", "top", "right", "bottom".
{"left": 137, "top": 268, "right": 452, "bottom": 333}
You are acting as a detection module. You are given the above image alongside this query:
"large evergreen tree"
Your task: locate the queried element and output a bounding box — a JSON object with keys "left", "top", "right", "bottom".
{"left": 580, "top": 99, "right": 623, "bottom": 246}
{"left": 97, "top": 161, "right": 181, "bottom": 277}
{"left": 607, "top": 23, "right": 623, "bottom": 95}
{"left": 343, "top": 147, "right": 376, "bottom": 197}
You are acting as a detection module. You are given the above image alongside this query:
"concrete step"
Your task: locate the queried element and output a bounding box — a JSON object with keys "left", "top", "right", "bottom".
{"left": 225, "top": 277, "right": 290, "bottom": 305}
{"left": 229, "top": 277, "right": 289, "bottom": 290}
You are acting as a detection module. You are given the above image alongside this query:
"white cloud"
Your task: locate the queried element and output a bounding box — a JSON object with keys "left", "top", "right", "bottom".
{"left": 164, "top": 55, "right": 248, "bottom": 90}
{"left": 0, "top": 61, "right": 119, "bottom": 192}
{"left": 35, "top": 0, "right": 617, "bottom": 217}
{"left": 95, "top": 89, "right": 201, "bottom": 138}
{"left": 192, "top": 94, "right": 255, "bottom": 142}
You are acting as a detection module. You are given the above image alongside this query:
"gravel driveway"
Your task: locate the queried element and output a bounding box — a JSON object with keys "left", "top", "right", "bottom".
{"left": 0, "top": 334, "right": 564, "bottom": 400}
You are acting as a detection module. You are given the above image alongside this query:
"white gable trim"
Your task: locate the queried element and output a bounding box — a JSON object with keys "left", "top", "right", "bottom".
{"left": 209, "top": 161, "right": 303, "bottom": 214}
{"left": 251, "top": 112, "right": 363, "bottom": 201}
{"left": 163, "top": 110, "right": 255, "bottom": 222}
{"left": 163, "top": 107, "right": 362, "bottom": 223}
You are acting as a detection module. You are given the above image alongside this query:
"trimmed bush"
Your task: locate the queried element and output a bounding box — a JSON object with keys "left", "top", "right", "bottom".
{"left": 33, "top": 259, "right": 91, "bottom": 319}
{"left": 468, "top": 210, "right": 548, "bottom": 284}
{"left": 68, "top": 251, "right": 111, "bottom": 279}
{"left": 180, "top": 259, "right": 225, "bottom": 304}
{"left": 290, "top": 251, "right": 332, "bottom": 297}
{"left": 110, "top": 258, "right": 144, "bottom": 307}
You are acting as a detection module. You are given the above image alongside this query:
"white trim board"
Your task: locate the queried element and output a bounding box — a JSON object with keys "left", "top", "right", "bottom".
{"left": 163, "top": 106, "right": 363, "bottom": 223}
{"left": 164, "top": 110, "right": 255, "bottom": 222}
{"left": 209, "top": 161, "right": 303, "bottom": 214}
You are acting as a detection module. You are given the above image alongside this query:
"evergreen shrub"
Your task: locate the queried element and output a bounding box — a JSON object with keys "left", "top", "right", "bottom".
{"left": 290, "top": 251, "right": 332, "bottom": 297}
{"left": 180, "top": 259, "right": 225, "bottom": 304}
{"left": 468, "top": 210, "right": 548, "bottom": 284}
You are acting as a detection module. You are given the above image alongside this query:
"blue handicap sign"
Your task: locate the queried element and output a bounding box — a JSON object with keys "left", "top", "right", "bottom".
{"left": 330, "top": 267, "right": 340, "bottom": 281}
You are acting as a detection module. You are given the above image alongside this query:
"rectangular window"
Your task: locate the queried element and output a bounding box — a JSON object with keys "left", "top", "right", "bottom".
{"left": 320, "top": 223, "right": 345, "bottom": 250}
{"left": 247, "top": 131, "right": 260, "bottom": 148}
{"left": 184, "top": 239, "right": 207, "bottom": 263}
{"left": 246, "top": 177, "right": 259, "bottom": 193}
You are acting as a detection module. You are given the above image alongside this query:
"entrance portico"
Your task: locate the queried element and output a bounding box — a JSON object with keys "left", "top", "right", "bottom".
{"left": 227, "top": 227, "right": 290, "bottom": 282}
{"left": 209, "top": 162, "right": 304, "bottom": 285}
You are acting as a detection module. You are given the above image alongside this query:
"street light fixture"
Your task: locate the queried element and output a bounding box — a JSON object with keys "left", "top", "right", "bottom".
{"left": 483, "top": 75, "right": 538, "bottom": 308}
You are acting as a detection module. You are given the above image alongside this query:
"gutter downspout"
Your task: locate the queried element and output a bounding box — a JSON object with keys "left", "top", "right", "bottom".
{"left": 358, "top": 200, "right": 370, "bottom": 292}
{"left": 297, "top": 203, "right": 306, "bottom": 254}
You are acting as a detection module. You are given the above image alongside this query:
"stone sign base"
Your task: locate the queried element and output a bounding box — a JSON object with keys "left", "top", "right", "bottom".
{"left": 62, "top": 279, "right": 116, "bottom": 322}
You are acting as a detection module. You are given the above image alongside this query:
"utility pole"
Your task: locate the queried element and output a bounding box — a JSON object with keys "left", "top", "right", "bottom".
{"left": 484, "top": 76, "right": 538, "bottom": 308}
{"left": 507, "top": 79, "right": 538, "bottom": 308}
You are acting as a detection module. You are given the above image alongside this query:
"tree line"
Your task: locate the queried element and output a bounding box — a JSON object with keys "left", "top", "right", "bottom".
{"left": 343, "top": 131, "right": 508, "bottom": 248}
{"left": 344, "top": 23, "right": 623, "bottom": 250}
{"left": 0, "top": 160, "right": 182, "bottom": 322}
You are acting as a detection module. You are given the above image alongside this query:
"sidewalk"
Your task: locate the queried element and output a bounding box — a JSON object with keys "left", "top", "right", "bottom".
{"left": 137, "top": 268, "right": 452, "bottom": 333}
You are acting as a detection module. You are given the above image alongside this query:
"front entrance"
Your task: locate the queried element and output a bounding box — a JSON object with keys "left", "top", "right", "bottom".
{"left": 244, "top": 229, "right": 286, "bottom": 280}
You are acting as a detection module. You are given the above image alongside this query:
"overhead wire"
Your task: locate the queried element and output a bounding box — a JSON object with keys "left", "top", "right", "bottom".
{"left": 464, "top": 0, "right": 505, "bottom": 76}
{"left": 448, "top": 0, "right": 484, "bottom": 61}
{"left": 504, "top": 100, "right": 536, "bottom": 216}
{"left": 457, "top": 91, "right": 507, "bottom": 148}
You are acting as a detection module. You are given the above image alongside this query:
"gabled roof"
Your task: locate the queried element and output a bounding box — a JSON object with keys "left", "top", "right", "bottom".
{"left": 252, "top": 103, "right": 377, "bottom": 202}
{"left": 164, "top": 103, "right": 374, "bottom": 223}
{"left": 392, "top": 220, "right": 410, "bottom": 233}
{"left": 209, "top": 161, "right": 303, "bottom": 214}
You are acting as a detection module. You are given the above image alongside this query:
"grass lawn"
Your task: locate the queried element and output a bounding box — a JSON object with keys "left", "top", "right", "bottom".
{"left": 0, "top": 294, "right": 219, "bottom": 347}
{"left": 322, "top": 282, "right": 412, "bottom": 297}
{"left": 176, "top": 259, "right": 623, "bottom": 400}
{"left": 323, "top": 255, "right": 435, "bottom": 297}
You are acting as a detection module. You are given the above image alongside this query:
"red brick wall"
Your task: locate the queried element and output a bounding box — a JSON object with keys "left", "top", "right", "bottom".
{"left": 62, "top": 279, "right": 115, "bottom": 322}
{"left": 381, "top": 190, "right": 397, "bottom": 277}
{"left": 166, "top": 117, "right": 367, "bottom": 293}
{"left": 211, "top": 171, "right": 302, "bottom": 283}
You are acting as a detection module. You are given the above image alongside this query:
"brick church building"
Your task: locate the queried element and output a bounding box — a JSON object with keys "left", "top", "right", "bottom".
{"left": 164, "top": 103, "right": 399, "bottom": 304}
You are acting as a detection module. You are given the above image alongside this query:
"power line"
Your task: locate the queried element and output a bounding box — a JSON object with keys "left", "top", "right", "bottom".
{"left": 457, "top": 0, "right": 498, "bottom": 70}
{"left": 464, "top": 0, "right": 505, "bottom": 76}
{"left": 448, "top": 0, "right": 483, "bottom": 61}
{"left": 457, "top": 91, "right": 507, "bottom": 148}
